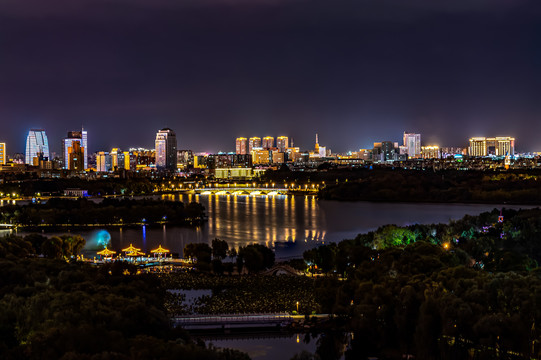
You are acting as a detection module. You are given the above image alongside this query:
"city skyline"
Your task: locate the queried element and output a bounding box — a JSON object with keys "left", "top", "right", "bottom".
{"left": 1, "top": 1, "right": 539, "bottom": 153}
{"left": 2, "top": 126, "right": 529, "bottom": 158}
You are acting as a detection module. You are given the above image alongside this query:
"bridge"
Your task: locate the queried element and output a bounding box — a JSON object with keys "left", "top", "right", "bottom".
{"left": 192, "top": 188, "right": 290, "bottom": 196}
{"left": 172, "top": 313, "right": 330, "bottom": 330}
{"left": 172, "top": 313, "right": 297, "bottom": 329}
{"left": 261, "top": 264, "right": 303, "bottom": 276}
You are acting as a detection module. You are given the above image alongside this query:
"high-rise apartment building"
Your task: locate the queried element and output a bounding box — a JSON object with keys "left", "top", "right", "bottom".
{"left": 236, "top": 137, "right": 248, "bottom": 155}
{"left": 155, "top": 128, "right": 177, "bottom": 170}
{"left": 0, "top": 143, "right": 5, "bottom": 165}
{"left": 96, "top": 151, "right": 112, "bottom": 172}
{"left": 403, "top": 132, "right": 421, "bottom": 159}
{"left": 63, "top": 129, "right": 88, "bottom": 170}
{"left": 25, "top": 129, "right": 49, "bottom": 165}
{"left": 262, "top": 136, "right": 274, "bottom": 149}
{"left": 277, "top": 136, "right": 289, "bottom": 152}
{"left": 248, "top": 137, "right": 261, "bottom": 153}
{"left": 469, "top": 137, "right": 515, "bottom": 157}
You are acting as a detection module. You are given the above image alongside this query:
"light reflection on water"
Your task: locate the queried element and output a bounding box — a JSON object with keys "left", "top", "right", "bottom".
{"left": 8, "top": 194, "right": 535, "bottom": 258}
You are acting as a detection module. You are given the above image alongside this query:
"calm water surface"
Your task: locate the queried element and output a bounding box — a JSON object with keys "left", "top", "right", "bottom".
{"left": 8, "top": 194, "right": 535, "bottom": 258}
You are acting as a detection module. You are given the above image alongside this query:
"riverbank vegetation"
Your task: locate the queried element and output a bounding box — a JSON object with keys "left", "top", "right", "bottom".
{"left": 264, "top": 167, "right": 541, "bottom": 203}
{"left": 0, "top": 198, "right": 206, "bottom": 227}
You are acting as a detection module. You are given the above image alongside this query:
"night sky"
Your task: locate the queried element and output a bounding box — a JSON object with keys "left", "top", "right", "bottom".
{"left": 1, "top": 0, "right": 540, "bottom": 154}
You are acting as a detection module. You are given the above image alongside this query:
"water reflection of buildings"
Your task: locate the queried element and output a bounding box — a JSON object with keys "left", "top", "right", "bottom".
{"left": 173, "top": 193, "right": 324, "bottom": 248}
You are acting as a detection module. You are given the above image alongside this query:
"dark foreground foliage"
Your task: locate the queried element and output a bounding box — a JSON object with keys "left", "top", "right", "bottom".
{"left": 0, "top": 235, "right": 249, "bottom": 360}
{"left": 305, "top": 208, "right": 541, "bottom": 359}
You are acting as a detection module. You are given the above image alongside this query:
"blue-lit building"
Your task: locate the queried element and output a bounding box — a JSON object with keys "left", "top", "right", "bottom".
{"left": 25, "top": 129, "right": 50, "bottom": 165}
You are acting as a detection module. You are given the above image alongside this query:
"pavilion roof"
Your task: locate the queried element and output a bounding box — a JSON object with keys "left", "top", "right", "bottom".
{"left": 122, "top": 244, "right": 141, "bottom": 253}
{"left": 151, "top": 245, "right": 170, "bottom": 254}
{"left": 97, "top": 247, "right": 116, "bottom": 256}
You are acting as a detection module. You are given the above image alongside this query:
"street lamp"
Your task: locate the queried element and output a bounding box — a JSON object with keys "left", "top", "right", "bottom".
{"left": 296, "top": 301, "right": 299, "bottom": 312}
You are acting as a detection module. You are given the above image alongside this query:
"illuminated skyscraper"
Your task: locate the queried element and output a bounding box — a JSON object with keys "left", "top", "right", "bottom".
{"left": 236, "top": 137, "right": 248, "bottom": 155}
{"left": 155, "top": 128, "right": 177, "bottom": 170}
{"left": 249, "top": 137, "right": 261, "bottom": 153}
{"left": 277, "top": 136, "right": 289, "bottom": 152}
{"left": 403, "top": 132, "right": 421, "bottom": 159}
{"left": 25, "top": 129, "right": 49, "bottom": 165}
{"left": 63, "top": 129, "right": 88, "bottom": 169}
{"left": 262, "top": 136, "right": 274, "bottom": 149}
{"left": 0, "top": 143, "right": 5, "bottom": 165}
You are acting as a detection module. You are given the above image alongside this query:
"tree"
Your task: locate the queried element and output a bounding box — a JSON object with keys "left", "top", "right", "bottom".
{"left": 211, "top": 238, "right": 229, "bottom": 260}
{"left": 24, "top": 233, "right": 48, "bottom": 255}
{"left": 42, "top": 236, "right": 63, "bottom": 259}
{"left": 60, "top": 235, "right": 86, "bottom": 258}
{"left": 239, "top": 244, "right": 275, "bottom": 273}
{"left": 183, "top": 243, "right": 211, "bottom": 264}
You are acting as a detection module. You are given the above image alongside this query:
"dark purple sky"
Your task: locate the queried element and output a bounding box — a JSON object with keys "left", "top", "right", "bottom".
{"left": 1, "top": 0, "right": 540, "bottom": 154}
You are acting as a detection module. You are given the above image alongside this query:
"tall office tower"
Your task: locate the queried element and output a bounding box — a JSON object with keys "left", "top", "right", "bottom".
{"left": 67, "top": 141, "right": 84, "bottom": 171}
{"left": 236, "top": 137, "right": 248, "bottom": 155}
{"left": 468, "top": 137, "right": 515, "bottom": 157}
{"left": 25, "top": 129, "right": 50, "bottom": 165}
{"left": 63, "top": 129, "right": 88, "bottom": 170}
{"left": 315, "top": 133, "right": 319, "bottom": 153}
{"left": 0, "top": 143, "right": 5, "bottom": 165}
{"left": 262, "top": 136, "right": 274, "bottom": 149}
{"left": 277, "top": 136, "right": 289, "bottom": 152}
{"left": 248, "top": 137, "right": 261, "bottom": 153}
{"left": 155, "top": 128, "right": 177, "bottom": 170}
{"left": 403, "top": 132, "right": 422, "bottom": 159}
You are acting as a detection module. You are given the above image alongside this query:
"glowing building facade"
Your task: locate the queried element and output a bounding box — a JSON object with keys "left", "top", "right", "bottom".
{"left": 421, "top": 146, "right": 440, "bottom": 159}
{"left": 0, "top": 143, "right": 5, "bottom": 165}
{"left": 262, "top": 136, "right": 274, "bottom": 149}
{"left": 96, "top": 151, "right": 112, "bottom": 172}
{"left": 25, "top": 129, "right": 49, "bottom": 165}
{"left": 403, "top": 132, "right": 421, "bottom": 159}
{"left": 277, "top": 136, "right": 289, "bottom": 152}
{"left": 248, "top": 137, "right": 261, "bottom": 153}
{"left": 469, "top": 137, "right": 515, "bottom": 157}
{"left": 155, "top": 128, "right": 177, "bottom": 170}
{"left": 236, "top": 137, "right": 248, "bottom": 155}
{"left": 63, "top": 129, "right": 88, "bottom": 170}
